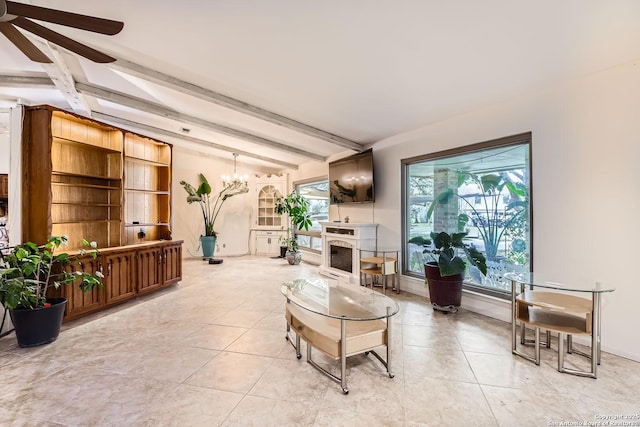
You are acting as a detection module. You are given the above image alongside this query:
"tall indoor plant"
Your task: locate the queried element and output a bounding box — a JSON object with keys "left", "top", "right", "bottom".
{"left": 275, "top": 191, "right": 312, "bottom": 265}
{"left": 0, "top": 236, "right": 102, "bottom": 347}
{"left": 180, "top": 173, "right": 249, "bottom": 258}
{"left": 409, "top": 231, "right": 486, "bottom": 313}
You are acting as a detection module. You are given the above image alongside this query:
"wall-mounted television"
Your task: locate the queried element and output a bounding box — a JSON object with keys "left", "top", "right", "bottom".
{"left": 329, "top": 149, "right": 374, "bottom": 204}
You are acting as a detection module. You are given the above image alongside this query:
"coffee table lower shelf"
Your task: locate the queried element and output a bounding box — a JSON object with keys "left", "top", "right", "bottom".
{"left": 284, "top": 303, "right": 393, "bottom": 394}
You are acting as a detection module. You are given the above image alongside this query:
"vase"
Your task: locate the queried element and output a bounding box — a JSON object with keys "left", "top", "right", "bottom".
{"left": 200, "top": 235, "right": 216, "bottom": 258}
{"left": 9, "top": 298, "right": 67, "bottom": 347}
{"left": 423, "top": 262, "right": 464, "bottom": 313}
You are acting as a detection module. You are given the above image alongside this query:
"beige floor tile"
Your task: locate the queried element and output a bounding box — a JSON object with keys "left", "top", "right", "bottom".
{"left": 403, "top": 345, "right": 477, "bottom": 384}
{"left": 249, "top": 358, "right": 330, "bottom": 402}
{"left": 225, "top": 328, "right": 288, "bottom": 357}
{"left": 180, "top": 323, "right": 248, "bottom": 350}
{"left": 211, "top": 309, "right": 271, "bottom": 328}
{"left": 466, "top": 351, "right": 557, "bottom": 390}
{"left": 314, "top": 408, "right": 405, "bottom": 427}
{"left": 221, "top": 395, "right": 319, "bottom": 426}
{"left": 402, "top": 324, "right": 462, "bottom": 350}
{"left": 404, "top": 378, "right": 497, "bottom": 425}
{"left": 185, "top": 351, "right": 273, "bottom": 393}
{"left": 135, "top": 384, "right": 244, "bottom": 426}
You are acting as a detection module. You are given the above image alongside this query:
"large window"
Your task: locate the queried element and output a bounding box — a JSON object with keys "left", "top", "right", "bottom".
{"left": 402, "top": 133, "right": 532, "bottom": 297}
{"left": 295, "top": 179, "right": 329, "bottom": 252}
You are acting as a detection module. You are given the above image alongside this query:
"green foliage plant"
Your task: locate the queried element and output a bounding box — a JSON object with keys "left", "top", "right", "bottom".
{"left": 180, "top": 173, "right": 249, "bottom": 237}
{"left": 0, "top": 236, "right": 102, "bottom": 310}
{"left": 408, "top": 231, "right": 487, "bottom": 277}
{"left": 275, "top": 191, "right": 312, "bottom": 252}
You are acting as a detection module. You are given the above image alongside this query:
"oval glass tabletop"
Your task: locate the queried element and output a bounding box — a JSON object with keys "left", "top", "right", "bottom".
{"left": 281, "top": 277, "right": 400, "bottom": 321}
{"left": 504, "top": 272, "right": 615, "bottom": 293}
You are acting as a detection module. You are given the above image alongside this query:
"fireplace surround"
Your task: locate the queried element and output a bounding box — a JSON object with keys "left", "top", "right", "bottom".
{"left": 319, "top": 222, "right": 377, "bottom": 283}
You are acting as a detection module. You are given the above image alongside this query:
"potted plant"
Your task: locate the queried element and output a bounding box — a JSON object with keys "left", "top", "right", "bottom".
{"left": 180, "top": 173, "right": 249, "bottom": 259}
{"left": 0, "top": 236, "right": 102, "bottom": 347}
{"left": 275, "top": 191, "right": 312, "bottom": 265}
{"left": 408, "top": 231, "right": 487, "bottom": 313}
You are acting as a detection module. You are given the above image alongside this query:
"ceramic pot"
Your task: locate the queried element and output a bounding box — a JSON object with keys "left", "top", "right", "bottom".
{"left": 286, "top": 250, "right": 302, "bottom": 265}
{"left": 423, "top": 262, "right": 464, "bottom": 312}
{"left": 200, "top": 235, "right": 216, "bottom": 258}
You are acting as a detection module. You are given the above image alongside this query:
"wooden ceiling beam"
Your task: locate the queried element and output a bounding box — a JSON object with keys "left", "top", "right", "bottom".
{"left": 76, "top": 82, "right": 326, "bottom": 162}
{"left": 92, "top": 111, "right": 299, "bottom": 170}
{"left": 108, "top": 57, "right": 364, "bottom": 151}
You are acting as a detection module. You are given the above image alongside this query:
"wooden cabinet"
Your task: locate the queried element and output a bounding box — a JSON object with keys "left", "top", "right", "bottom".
{"left": 22, "top": 106, "right": 183, "bottom": 321}
{"left": 0, "top": 174, "right": 8, "bottom": 199}
{"left": 52, "top": 241, "right": 184, "bottom": 321}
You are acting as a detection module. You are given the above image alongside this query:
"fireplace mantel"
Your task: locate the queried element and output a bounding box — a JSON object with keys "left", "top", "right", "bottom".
{"left": 319, "top": 222, "right": 377, "bottom": 283}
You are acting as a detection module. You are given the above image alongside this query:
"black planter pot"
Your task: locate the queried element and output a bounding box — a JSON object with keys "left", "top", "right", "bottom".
{"left": 423, "top": 262, "right": 464, "bottom": 313}
{"left": 9, "top": 298, "right": 67, "bottom": 347}
{"left": 279, "top": 246, "right": 288, "bottom": 258}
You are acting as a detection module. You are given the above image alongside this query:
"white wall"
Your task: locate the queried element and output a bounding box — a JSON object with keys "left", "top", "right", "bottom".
{"left": 290, "top": 60, "right": 640, "bottom": 361}
{"left": 172, "top": 149, "right": 258, "bottom": 258}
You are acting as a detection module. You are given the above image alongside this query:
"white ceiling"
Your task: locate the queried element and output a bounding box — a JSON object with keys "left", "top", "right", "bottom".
{"left": 1, "top": 1, "right": 639, "bottom": 172}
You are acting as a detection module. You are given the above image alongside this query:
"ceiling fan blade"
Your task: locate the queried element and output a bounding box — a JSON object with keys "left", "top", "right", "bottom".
{"left": 12, "top": 17, "right": 116, "bottom": 63}
{"left": 5, "top": 1, "right": 123, "bottom": 35}
{"left": 0, "top": 21, "right": 52, "bottom": 63}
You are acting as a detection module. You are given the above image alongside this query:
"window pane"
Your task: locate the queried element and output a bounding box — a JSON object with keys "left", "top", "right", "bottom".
{"left": 404, "top": 140, "right": 531, "bottom": 294}
{"left": 296, "top": 179, "right": 329, "bottom": 250}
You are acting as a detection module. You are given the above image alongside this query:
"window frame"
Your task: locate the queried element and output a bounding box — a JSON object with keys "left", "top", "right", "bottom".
{"left": 401, "top": 132, "right": 533, "bottom": 299}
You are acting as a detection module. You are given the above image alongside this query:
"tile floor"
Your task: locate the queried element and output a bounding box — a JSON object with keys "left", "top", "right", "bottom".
{"left": 0, "top": 256, "right": 638, "bottom": 426}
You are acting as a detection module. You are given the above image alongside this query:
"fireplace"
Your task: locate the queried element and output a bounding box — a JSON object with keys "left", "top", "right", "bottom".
{"left": 329, "top": 241, "right": 353, "bottom": 273}
{"left": 319, "top": 222, "right": 377, "bottom": 283}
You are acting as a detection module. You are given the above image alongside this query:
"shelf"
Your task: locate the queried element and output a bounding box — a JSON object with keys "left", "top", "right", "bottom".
{"left": 52, "top": 171, "right": 120, "bottom": 181}
{"left": 52, "top": 202, "right": 120, "bottom": 207}
{"left": 53, "top": 136, "right": 122, "bottom": 154}
{"left": 124, "top": 189, "right": 170, "bottom": 194}
{"left": 125, "top": 156, "right": 170, "bottom": 167}
{"left": 125, "top": 223, "right": 170, "bottom": 227}
{"left": 52, "top": 182, "right": 121, "bottom": 190}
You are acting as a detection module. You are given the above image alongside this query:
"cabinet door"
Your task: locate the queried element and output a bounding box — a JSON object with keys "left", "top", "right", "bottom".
{"left": 137, "top": 247, "right": 162, "bottom": 295}
{"left": 163, "top": 242, "right": 182, "bottom": 287}
{"left": 59, "top": 255, "right": 104, "bottom": 320}
{"left": 256, "top": 234, "right": 271, "bottom": 255}
{"left": 103, "top": 251, "right": 136, "bottom": 304}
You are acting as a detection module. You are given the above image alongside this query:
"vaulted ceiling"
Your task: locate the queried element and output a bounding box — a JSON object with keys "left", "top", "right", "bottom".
{"left": 1, "top": 1, "right": 639, "bottom": 173}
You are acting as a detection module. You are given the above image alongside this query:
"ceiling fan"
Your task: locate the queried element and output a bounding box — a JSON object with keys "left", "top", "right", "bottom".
{"left": 0, "top": 0, "right": 123, "bottom": 63}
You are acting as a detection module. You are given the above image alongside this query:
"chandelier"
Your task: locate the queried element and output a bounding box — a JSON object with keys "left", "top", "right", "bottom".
{"left": 222, "top": 153, "right": 249, "bottom": 190}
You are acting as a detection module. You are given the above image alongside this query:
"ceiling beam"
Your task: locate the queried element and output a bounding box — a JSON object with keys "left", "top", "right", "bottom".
{"left": 0, "top": 74, "right": 53, "bottom": 88}
{"left": 32, "top": 40, "right": 92, "bottom": 116}
{"left": 76, "top": 82, "right": 326, "bottom": 162}
{"left": 108, "top": 57, "right": 364, "bottom": 151}
{"left": 92, "top": 111, "right": 299, "bottom": 170}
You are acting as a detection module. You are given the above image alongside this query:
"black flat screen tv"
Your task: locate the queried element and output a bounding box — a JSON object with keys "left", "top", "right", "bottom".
{"left": 329, "top": 149, "right": 374, "bottom": 204}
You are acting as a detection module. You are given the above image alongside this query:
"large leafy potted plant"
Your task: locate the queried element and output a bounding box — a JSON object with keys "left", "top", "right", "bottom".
{"left": 275, "top": 191, "right": 312, "bottom": 265}
{"left": 408, "top": 231, "right": 487, "bottom": 313}
{"left": 180, "top": 173, "right": 249, "bottom": 258}
{"left": 0, "top": 236, "right": 102, "bottom": 347}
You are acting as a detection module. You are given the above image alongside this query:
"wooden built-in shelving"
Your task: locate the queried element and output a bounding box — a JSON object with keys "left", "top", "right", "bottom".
{"left": 21, "top": 105, "right": 182, "bottom": 321}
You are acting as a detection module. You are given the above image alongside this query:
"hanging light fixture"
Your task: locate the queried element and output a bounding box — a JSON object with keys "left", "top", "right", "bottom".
{"left": 222, "top": 153, "right": 249, "bottom": 190}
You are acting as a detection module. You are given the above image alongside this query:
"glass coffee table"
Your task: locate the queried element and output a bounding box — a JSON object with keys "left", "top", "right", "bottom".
{"left": 281, "top": 278, "right": 400, "bottom": 394}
